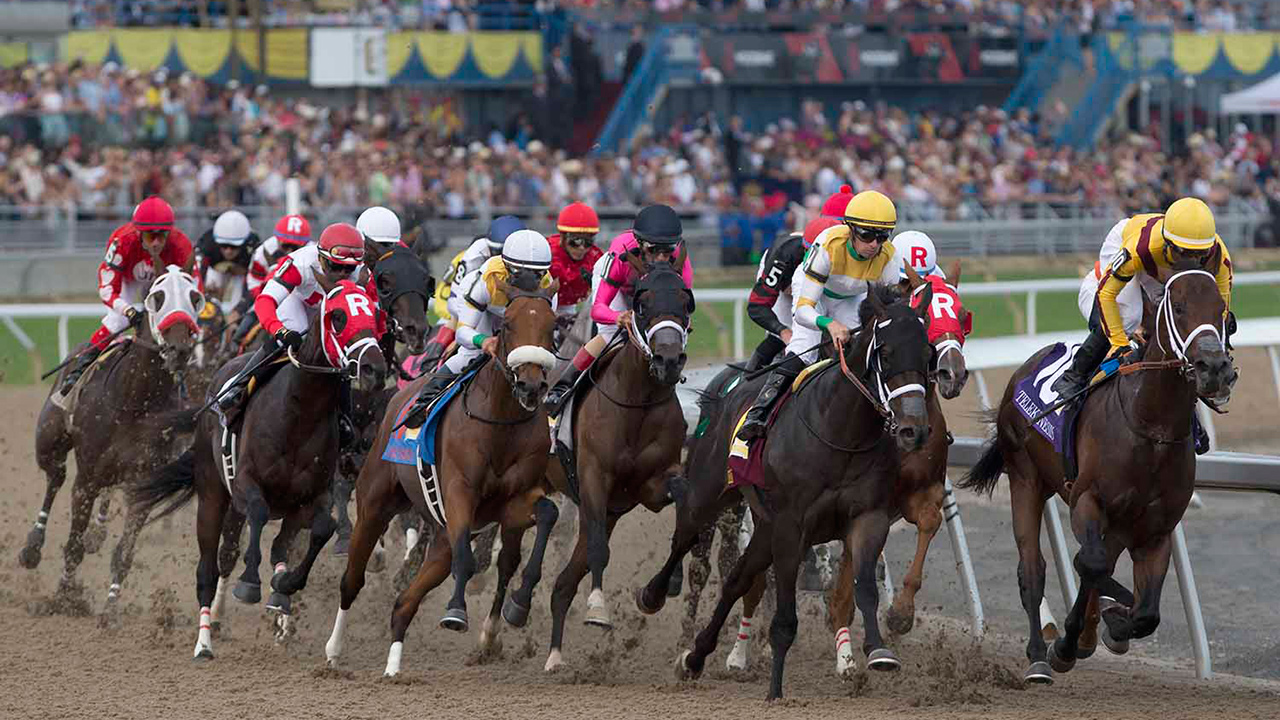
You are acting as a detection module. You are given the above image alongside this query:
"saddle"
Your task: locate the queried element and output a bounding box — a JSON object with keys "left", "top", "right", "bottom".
{"left": 216, "top": 353, "right": 291, "bottom": 492}
{"left": 401, "top": 354, "right": 490, "bottom": 430}
{"left": 50, "top": 340, "right": 132, "bottom": 412}
{"left": 725, "top": 359, "right": 835, "bottom": 492}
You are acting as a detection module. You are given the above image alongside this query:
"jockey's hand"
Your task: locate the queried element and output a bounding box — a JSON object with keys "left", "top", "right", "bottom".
{"left": 124, "top": 307, "right": 142, "bottom": 326}
{"left": 616, "top": 310, "right": 634, "bottom": 329}
{"left": 780, "top": 328, "right": 792, "bottom": 344}
{"left": 275, "top": 328, "right": 304, "bottom": 352}
{"left": 481, "top": 336, "right": 500, "bottom": 356}
{"left": 1106, "top": 344, "right": 1136, "bottom": 364}
{"left": 826, "top": 320, "right": 852, "bottom": 346}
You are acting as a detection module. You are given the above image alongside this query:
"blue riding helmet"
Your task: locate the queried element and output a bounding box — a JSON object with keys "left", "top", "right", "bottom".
{"left": 486, "top": 215, "right": 525, "bottom": 252}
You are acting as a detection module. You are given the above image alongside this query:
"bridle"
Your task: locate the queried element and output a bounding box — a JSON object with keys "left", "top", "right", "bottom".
{"left": 288, "top": 286, "right": 381, "bottom": 381}
{"left": 1155, "top": 269, "right": 1226, "bottom": 375}
{"left": 832, "top": 313, "right": 928, "bottom": 435}
{"left": 463, "top": 293, "right": 557, "bottom": 425}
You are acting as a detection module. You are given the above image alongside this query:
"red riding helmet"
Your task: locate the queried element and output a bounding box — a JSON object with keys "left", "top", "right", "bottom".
{"left": 133, "top": 196, "right": 175, "bottom": 231}
{"left": 275, "top": 213, "right": 312, "bottom": 248}
{"left": 803, "top": 216, "right": 841, "bottom": 249}
{"left": 557, "top": 202, "right": 600, "bottom": 234}
{"left": 820, "top": 184, "right": 855, "bottom": 218}
{"left": 318, "top": 223, "right": 365, "bottom": 266}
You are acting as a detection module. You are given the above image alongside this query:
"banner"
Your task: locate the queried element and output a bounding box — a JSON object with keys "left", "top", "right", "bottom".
{"left": 388, "top": 31, "right": 542, "bottom": 85}
{"left": 310, "top": 28, "right": 387, "bottom": 87}
{"left": 62, "top": 29, "right": 308, "bottom": 83}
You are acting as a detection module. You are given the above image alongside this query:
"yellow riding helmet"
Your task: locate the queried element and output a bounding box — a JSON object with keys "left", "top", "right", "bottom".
{"left": 843, "top": 190, "right": 897, "bottom": 229}
{"left": 1162, "top": 197, "right": 1217, "bottom": 250}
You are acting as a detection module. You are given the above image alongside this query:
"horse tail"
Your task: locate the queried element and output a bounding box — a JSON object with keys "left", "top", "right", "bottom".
{"left": 958, "top": 415, "right": 1005, "bottom": 496}
{"left": 131, "top": 447, "right": 198, "bottom": 524}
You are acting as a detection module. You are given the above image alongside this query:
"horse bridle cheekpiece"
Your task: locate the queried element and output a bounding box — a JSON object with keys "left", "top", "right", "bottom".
{"left": 316, "top": 283, "right": 381, "bottom": 382}
{"left": 144, "top": 265, "right": 203, "bottom": 352}
{"left": 1157, "top": 269, "right": 1227, "bottom": 374}
{"left": 864, "top": 317, "right": 926, "bottom": 433}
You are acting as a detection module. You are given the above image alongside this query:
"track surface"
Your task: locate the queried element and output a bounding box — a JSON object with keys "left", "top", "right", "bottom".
{"left": 1, "top": 368, "right": 1278, "bottom": 719}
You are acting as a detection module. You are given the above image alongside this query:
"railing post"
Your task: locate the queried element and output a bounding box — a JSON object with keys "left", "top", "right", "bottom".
{"left": 1172, "top": 522, "right": 1212, "bottom": 680}
{"left": 1027, "top": 290, "right": 1038, "bottom": 335}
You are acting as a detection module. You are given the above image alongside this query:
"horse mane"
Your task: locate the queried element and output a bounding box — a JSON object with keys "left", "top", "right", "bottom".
{"left": 857, "top": 284, "right": 904, "bottom": 327}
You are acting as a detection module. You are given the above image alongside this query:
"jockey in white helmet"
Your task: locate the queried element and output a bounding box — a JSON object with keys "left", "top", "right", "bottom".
{"left": 356, "top": 206, "right": 403, "bottom": 246}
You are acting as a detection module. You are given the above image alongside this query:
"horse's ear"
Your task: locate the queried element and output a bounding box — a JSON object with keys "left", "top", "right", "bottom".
{"left": 914, "top": 283, "right": 933, "bottom": 328}
{"left": 949, "top": 259, "right": 962, "bottom": 286}
{"left": 1204, "top": 241, "right": 1223, "bottom": 277}
{"left": 424, "top": 273, "right": 436, "bottom": 297}
{"left": 363, "top": 236, "right": 383, "bottom": 267}
{"left": 672, "top": 243, "right": 687, "bottom": 271}
{"left": 902, "top": 262, "right": 925, "bottom": 292}
{"left": 547, "top": 277, "right": 561, "bottom": 297}
{"left": 357, "top": 266, "right": 371, "bottom": 287}
{"left": 329, "top": 308, "right": 348, "bottom": 335}
{"left": 624, "top": 249, "right": 646, "bottom": 277}
{"left": 684, "top": 288, "right": 696, "bottom": 316}
{"left": 1139, "top": 284, "right": 1158, "bottom": 340}
{"left": 495, "top": 277, "right": 515, "bottom": 299}
{"left": 867, "top": 285, "right": 887, "bottom": 318}
{"left": 312, "top": 267, "right": 338, "bottom": 295}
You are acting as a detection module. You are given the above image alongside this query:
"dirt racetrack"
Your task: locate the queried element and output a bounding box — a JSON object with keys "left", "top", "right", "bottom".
{"left": 1, "top": 371, "right": 1279, "bottom": 720}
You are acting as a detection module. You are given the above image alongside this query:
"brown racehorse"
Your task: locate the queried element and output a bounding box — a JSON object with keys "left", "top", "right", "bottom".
{"left": 323, "top": 285, "right": 559, "bottom": 676}
{"left": 22, "top": 266, "right": 203, "bottom": 617}
{"left": 541, "top": 259, "right": 693, "bottom": 673}
{"left": 959, "top": 252, "right": 1236, "bottom": 685}
{"left": 131, "top": 277, "right": 388, "bottom": 659}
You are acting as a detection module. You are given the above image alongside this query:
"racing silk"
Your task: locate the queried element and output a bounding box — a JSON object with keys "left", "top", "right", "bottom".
{"left": 254, "top": 244, "right": 363, "bottom": 336}
{"left": 98, "top": 222, "right": 196, "bottom": 315}
{"left": 1096, "top": 213, "right": 1233, "bottom": 349}
{"left": 548, "top": 233, "right": 604, "bottom": 308}
{"left": 592, "top": 231, "right": 695, "bottom": 325}
{"left": 433, "top": 248, "right": 467, "bottom": 321}
{"left": 794, "top": 224, "right": 900, "bottom": 331}
{"left": 248, "top": 236, "right": 298, "bottom": 298}
{"left": 748, "top": 232, "right": 806, "bottom": 337}
{"left": 456, "top": 255, "right": 557, "bottom": 348}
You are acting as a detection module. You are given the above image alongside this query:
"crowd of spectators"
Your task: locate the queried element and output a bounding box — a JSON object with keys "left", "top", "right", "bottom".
{"left": 2, "top": 59, "right": 1277, "bottom": 240}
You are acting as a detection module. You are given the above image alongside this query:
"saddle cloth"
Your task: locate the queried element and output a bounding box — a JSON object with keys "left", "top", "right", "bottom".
{"left": 1011, "top": 342, "right": 1078, "bottom": 454}
{"left": 725, "top": 359, "right": 835, "bottom": 492}
{"left": 380, "top": 366, "right": 481, "bottom": 528}
{"left": 50, "top": 339, "right": 130, "bottom": 412}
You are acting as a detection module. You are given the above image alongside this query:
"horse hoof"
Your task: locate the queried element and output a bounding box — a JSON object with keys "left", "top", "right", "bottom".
{"left": 232, "top": 580, "right": 261, "bottom": 605}
{"left": 501, "top": 596, "right": 530, "bottom": 628}
{"left": 210, "top": 621, "right": 224, "bottom": 640}
{"left": 265, "top": 592, "right": 292, "bottom": 615}
{"left": 675, "top": 650, "right": 702, "bottom": 681}
{"left": 193, "top": 648, "right": 214, "bottom": 662}
{"left": 332, "top": 535, "right": 351, "bottom": 557}
{"left": 1076, "top": 641, "right": 1096, "bottom": 660}
{"left": 583, "top": 612, "right": 612, "bottom": 629}
{"left": 17, "top": 545, "right": 42, "bottom": 569}
{"left": 866, "top": 648, "right": 901, "bottom": 672}
{"left": 440, "top": 607, "right": 469, "bottom": 632}
{"left": 1102, "top": 626, "right": 1130, "bottom": 656}
{"left": 1048, "top": 640, "right": 1076, "bottom": 673}
{"left": 886, "top": 606, "right": 916, "bottom": 635}
{"left": 1024, "top": 661, "right": 1054, "bottom": 685}
{"left": 634, "top": 586, "right": 664, "bottom": 615}
{"left": 666, "top": 569, "right": 683, "bottom": 598}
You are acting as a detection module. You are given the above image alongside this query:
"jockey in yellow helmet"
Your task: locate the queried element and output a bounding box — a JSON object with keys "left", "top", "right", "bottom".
{"left": 736, "top": 190, "right": 902, "bottom": 442}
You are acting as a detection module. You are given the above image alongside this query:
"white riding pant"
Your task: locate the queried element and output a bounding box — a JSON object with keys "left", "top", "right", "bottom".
{"left": 272, "top": 292, "right": 313, "bottom": 334}
{"left": 443, "top": 311, "right": 497, "bottom": 373}
{"left": 785, "top": 292, "right": 864, "bottom": 364}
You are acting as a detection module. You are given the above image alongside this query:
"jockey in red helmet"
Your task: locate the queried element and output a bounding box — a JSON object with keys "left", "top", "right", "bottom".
{"left": 548, "top": 201, "right": 604, "bottom": 318}
{"left": 235, "top": 213, "right": 313, "bottom": 345}
{"left": 54, "top": 196, "right": 194, "bottom": 403}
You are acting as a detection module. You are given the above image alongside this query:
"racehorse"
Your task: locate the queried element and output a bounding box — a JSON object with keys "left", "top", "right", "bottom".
{"left": 655, "top": 284, "right": 933, "bottom": 699}
{"left": 323, "top": 284, "right": 559, "bottom": 676}
{"left": 540, "top": 258, "right": 693, "bottom": 673}
{"left": 958, "top": 252, "right": 1235, "bottom": 685}
{"left": 131, "top": 277, "right": 388, "bottom": 658}
{"left": 22, "top": 266, "right": 203, "bottom": 618}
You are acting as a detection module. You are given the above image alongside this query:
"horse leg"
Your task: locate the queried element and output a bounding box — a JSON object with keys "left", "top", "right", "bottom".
{"left": 439, "top": 492, "right": 478, "bottom": 632}
{"left": 726, "top": 570, "right": 767, "bottom": 672}
{"left": 472, "top": 524, "right": 498, "bottom": 577}
{"left": 56, "top": 477, "right": 100, "bottom": 608}
{"left": 326, "top": 466, "right": 403, "bottom": 667}
{"left": 1081, "top": 537, "right": 1128, "bottom": 658}
{"left": 847, "top": 510, "right": 898, "bottom": 674}
{"left": 1050, "top": 491, "right": 1109, "bottom": 673}
{"left": 638, "top": 474, "right": 729, "bottom": 617}
{"left": 827, "top": 544, "right": 858, "bottom": 678}
{"left": 581, "top": 473, "right": 616, "bottom": 630}
{"left": 1009, "top": 472, "right": 1053, "bottom": 684}
{"left": 384, "top": 531, "right": 453, "bottom": 677}
{"left": 678, "top": 523, "right": 716, "bottom": 641}
{"left": 479, "top": 526, "right": 525, "bottom": 657}
{"left": 232, "top": 483, "right": 269, "bottom": 605}
{"left": 264, "top": 508, "right": 306, "bottom": 622}
{"left": 504, "top": 496, "right": 559, "bottom": 628}
{"left": 194, "top": 489, "right": 229, "bottom": 660}
{"left": 274, "top": 496, "right": 337, "bottom": 596}
{"left": 82, "top": 491, "right": 112, "bottom": 555}
{"left": 99, "top": 499, "right": 148, "bottom": 628}
{"left": 546, "top": 524, "right": 591, "bottom": 672}
{"left": 887, "top": 485, "right": 944, "bottom": 635}
{"left": 331, "top": 470, "right": 354, "bottom": 556}
{"left": 212, "top": 509, "right": 245, "bottom": 636}
{"left": 22, "top": 424, "right": 72, "bottom": 569}
{"left": 1125, "top": 533, "right": 1174, "bottom": 644}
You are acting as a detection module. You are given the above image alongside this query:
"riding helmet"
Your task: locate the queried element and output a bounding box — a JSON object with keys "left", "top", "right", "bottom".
{"left": 843, "top": 190, "right": 897, "bottom": 230}
{"left": 502, "top": 229, "right": 553, "bottom": 271}
{"left": 1162, "top": 197, "right": 1218, "bottom": 250}
{"left": 213, "top": 210, "right": 252, "bottom": 247}
{"left": 633, "top": 204, "right": 682, "bottom": 246}
{"left": 357, "top": 206, "right": 401, "bottom": 245}
{"left": 318, "top": 223, "right": 365, "bottom": 266}
{"left": 274, "top": 213, "right": 312, "bottom": 248}
{"left": 486, "top": 215, "right": 526, "bottom": 253}
{"left": 133, "top": 196, "right": 175, "bottom": 231}
{"left": 820, "top": 184, "right": 855, "bottom": 218}
{"left": 557, "top": 202, "right": 600, "bottom": 234}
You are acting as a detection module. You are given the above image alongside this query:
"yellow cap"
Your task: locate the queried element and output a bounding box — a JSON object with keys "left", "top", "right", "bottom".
{"left": 1162, "top": 197, "right": 1217, "bottom": 250}
{"left": 843, "top": 190, "right": 897, "bottom": 229}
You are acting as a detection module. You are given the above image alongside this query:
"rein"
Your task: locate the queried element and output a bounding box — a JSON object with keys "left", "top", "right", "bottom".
{"left": 587, "top": 331, "right": 678, "bottom": 409}
{"left": 462, "top": 293, "right": 555, "bottom": 426}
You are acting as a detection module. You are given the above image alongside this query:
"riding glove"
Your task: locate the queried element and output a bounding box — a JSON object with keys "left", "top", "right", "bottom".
{"left": 124, "top": 306, "right": 142, "bottom": 326}
{"left": 275, "top": 328, "right": 304, "bottom": 351}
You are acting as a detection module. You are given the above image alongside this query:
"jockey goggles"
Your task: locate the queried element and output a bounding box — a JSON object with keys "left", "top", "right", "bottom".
{"left": 564, "top": 232, "right": 596, "bottom": 249}
{"left": 846, "top": 222, "right": 891, "bottom": 244}
{"left": 639, "top": 238, "right": 680, "bottom": 256}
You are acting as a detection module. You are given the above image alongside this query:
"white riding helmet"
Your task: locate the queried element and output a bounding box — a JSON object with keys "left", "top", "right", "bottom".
{"left": 213, "top": 210, "right": 252, "bottom": 246}
{"left": 356, "top": 206, "right": 401, "bottom": 245}
{"left": 893, "top": 230, "right": 939, "bottom": 279}
{"left": 501, "top": 229, "right": 553, "bottom": 271}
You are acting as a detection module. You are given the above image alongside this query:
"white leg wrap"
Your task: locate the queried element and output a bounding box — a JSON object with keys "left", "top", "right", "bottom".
{"left": 194, "top": 607, "right": 214, "bottom": 658}
{"left": 384, "top": 641, "right": 404, "bottom": 677}
{"left": 326, "top": 608, "right": 348, "bottom": 663}
{"left": 210, "top": 577, "right": 227, "bottom": 624}
{"left": 544, "top": 648, "right": 563, "bottom": 672}
{"left": 726, "top": 616, "right": 752, "bottom": 670}
{"left": 106, "top": 582, "right": 121, "bottom": 601}
{"left": 1040, "top": 597, "right": 1058, "bottom": 634}
{"left": 403, "top": 528, "right": 418, "bottom": 560}
{"left": 835, "top": 626, "right": 857, "bottom": 677}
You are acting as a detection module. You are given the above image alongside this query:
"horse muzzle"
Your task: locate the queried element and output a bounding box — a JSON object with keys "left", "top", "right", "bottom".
{"left": 935, "top": 366, "right": 968, "bottom": 400}
{"left": 512, "top": 376, "right": 548, "bottom": 412}
{"left": 1193, "top": 354, "right": 1236, "bottom": 404}
{"left": 649, "top": 350, "right": 687, "bottom": 386}
{"left": 891, "top": 395, "right": 930, "bottom": 453}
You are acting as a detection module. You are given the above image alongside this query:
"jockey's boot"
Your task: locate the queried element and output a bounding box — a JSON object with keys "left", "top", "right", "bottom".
{"left": 545, "top": 363, "right": 587, "bottom": 417}
{"left": 736, "top": 353, "right": 802, "bottom": 443}
{"left": 57, "top": 344, "right": 103, "bottom": 398}
{"left": 402, "top": 370, "right": 458, "bottom": 430}
{"left": 1050, "top": 330, "right": 1109, "bottom": 399}
{"left": 1191, "top": 409, "right": 1210, "bottom": 455}
{"left": 216, "top": 344, "right": 271, "bottom": 417}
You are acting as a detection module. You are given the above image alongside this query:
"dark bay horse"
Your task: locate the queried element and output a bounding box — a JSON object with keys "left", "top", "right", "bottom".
{"left": 22, "top": 266, "right": 203, "bottom": 617}
{"left": 541, "top": 260, "right": 693, "bottom": 673}
{"left": 959, "top": 253, "right": 1235, "bottom": 685}
{"left": 131, "top": 278, "right": 388, "bottom": 659}
{"left": 657, "top": 285, "right": 933, "bottom": 699}
{"left": 323, "top": 286, "right": 559, "bottom": 676}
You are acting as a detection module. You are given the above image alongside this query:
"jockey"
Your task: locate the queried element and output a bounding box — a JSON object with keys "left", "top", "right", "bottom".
{"left": 736, "top": 190, "right": 902, "bottom": 441}
{"left": 544, "top": 204, "right": 694, "bottom": 413}
{"left": 548, "top": 202, "right": 604, "bottom": 319}
{"left": 217, "top": 223, "right": 369, "bottom": 443}
{"left": 239, "top": 213, "right": 312, "bottom": 345}
{"left": 1052, "top": 198, "right": 1233, "bottom": 452}
{"left": 745, "top": 215, "right": 841, "bottom": 371}
{"left": 423, "top": 215, "right": 526, "bottom": 362}
{"left": 196, "top": 209, "right": 258, "bottom": 323}
{"left": 357, "top": 205, "right": 403, "bottom": 247}
{"left": 55, "top": 196, "right": 194, "bottom": 400}
{"left": 891, "top": 230, "right": 946, "bottom": 281}
{"left": 407, "top": 229, "right": 556, "bottom": 416}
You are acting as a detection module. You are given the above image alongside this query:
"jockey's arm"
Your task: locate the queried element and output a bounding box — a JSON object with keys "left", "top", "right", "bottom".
{"left": 456, "top": 274, "right": 492, "bottom": 349}
{"left": 1096, "top": 245, "right": 1142, "bottom": 349}
{"left": 97, "top": 241, "right": 130, "bottom": 315}
{"left": 747, "top": 246, "right": 789, "bottom": 337}
{"left": 591, "top": 253, "right": 628, "bottom": 325}
{"left": 1215, "top": 241, "right": 1234, "bottom": 319}
{"left": 255, "top": 263, "right": 300, "bottom": 336}
{"left": 793, "top": 244, "right": 833, "bottom": 332}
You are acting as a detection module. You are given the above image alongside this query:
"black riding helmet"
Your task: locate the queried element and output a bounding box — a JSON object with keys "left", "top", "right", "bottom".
{"left": 633, "top": 204, "right": 683, "bottom": 247}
